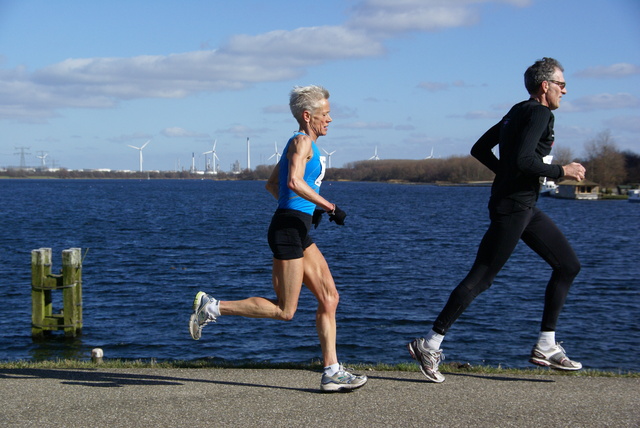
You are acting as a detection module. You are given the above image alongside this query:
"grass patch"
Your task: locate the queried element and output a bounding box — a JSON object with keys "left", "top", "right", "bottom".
{"left": 0, "top": 359, "right": 636, "bottom": 377}
{"left": 599, "top": 194, "right": 628, "bottom": 200}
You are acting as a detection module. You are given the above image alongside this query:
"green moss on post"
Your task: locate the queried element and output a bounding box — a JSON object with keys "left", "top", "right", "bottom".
{"left": 31, "top": 248, "right": 52, "bottom": 338}
{"left": 62, "top": 248, "right": 82, "bottom": 337}
{"left": 31, "top": 248, "right": 83, "bottom": 338}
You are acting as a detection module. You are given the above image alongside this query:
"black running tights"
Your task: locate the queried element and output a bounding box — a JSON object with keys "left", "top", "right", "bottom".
{"left": 432, "top": 198, "right": 581, "bottom": 335}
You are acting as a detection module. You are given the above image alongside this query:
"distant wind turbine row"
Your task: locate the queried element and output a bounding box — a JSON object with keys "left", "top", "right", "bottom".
{"left": 126, "top": 140, "right": 433, "bottom": 172}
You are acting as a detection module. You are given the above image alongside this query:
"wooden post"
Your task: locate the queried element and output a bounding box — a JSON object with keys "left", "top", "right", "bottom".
{"left": 31, "top": 248, "right": 83, "bottom": 338}
{"left": 31, "top": 248, "right": 52, "bottom": 338}
{"left": 62, "top": 248, "right": 82, "bottom": 336}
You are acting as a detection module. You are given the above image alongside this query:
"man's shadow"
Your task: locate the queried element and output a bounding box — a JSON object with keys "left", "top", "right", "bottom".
{"left": 369, "top": 371, "right": 555, "bottom": 384}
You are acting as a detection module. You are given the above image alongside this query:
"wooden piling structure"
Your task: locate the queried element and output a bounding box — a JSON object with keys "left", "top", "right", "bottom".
{"left": 31, "top": 248, "right": 83, "bottom": 338}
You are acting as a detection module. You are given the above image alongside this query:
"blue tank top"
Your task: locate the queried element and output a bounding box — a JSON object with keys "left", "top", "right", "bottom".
{"left": 277, "top": 132, "right": 326, "bottom": 215}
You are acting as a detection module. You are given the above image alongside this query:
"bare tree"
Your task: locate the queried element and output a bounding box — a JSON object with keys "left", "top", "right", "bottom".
{"left": 584, "top": 130, "right": 626, "bottom": 191}
{"left": 552, "top": 145, "right": 575, "bottom": 165}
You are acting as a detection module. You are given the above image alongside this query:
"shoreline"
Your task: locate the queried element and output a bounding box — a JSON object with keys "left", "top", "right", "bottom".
{"left": 1, "top": 359, "right": 637, "bottom": 377}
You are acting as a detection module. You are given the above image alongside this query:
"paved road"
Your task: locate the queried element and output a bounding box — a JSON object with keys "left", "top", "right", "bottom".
{"left": 0, "top": 368, "right": 637, "bottom": 427}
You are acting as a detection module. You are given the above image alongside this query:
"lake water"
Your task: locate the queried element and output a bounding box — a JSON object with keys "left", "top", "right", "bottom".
{"left": 0, "top": 179, "right": 637, "bottom": 372}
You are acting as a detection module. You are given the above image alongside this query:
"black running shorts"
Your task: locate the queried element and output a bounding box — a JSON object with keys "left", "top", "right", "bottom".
{"left": 268, "top": 209, "right": 313, "bottom": 260}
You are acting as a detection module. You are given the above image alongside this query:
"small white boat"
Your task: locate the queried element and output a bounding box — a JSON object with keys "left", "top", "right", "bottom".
{"left": 540, "top": 155, "right": 557, "bottom": 197}
{"left": 540, "top": 180, "right": 557, "bottom": 197}
{"left": 629, "top": 189, "right": 640, "bottom": 203}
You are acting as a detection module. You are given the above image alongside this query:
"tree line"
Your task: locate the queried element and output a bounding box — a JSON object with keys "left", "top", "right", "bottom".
{"left": 256, "top": 130, "right": 639, "bottom": 190}
{"left": 4, "top": 131, "right": 638, "bottom": 189}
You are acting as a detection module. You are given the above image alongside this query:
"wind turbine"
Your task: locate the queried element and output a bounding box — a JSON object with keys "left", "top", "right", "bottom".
{"left": 268, "top": 141, "right": 281, "bottom": 164}
{"left": 36, "top": 152, "right": 48, "bottom": 169}
{"left": 369, "top": 146, "right": 380, "bottom": 161}
{"left": 425, "top": 147, "right": 434, "bottom": 159}
{"left": 203, "top": 140, "right": 220, "bottom": 173}
{"left": 127, "top": 140, "right": 150, "bottom": 172}
{"left": 322, "top": 148, "right": 336, "bottom": 168}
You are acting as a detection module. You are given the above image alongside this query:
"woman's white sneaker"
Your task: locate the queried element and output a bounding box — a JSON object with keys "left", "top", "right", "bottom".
{"left": 189, "top": 291, "right": 217, "bottom": 340}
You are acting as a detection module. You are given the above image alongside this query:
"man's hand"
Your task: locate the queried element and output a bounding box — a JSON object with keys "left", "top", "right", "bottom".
{"left": 562, "top": 162, "right": 586, "bottom": 181}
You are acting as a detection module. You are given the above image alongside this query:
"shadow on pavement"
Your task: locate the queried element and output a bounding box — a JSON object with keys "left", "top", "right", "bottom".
{"left": 0, "top": 368, "right": 322, "bottom": 393}
{"left": 369, "top": 372, "right": 555, "bottom": 383}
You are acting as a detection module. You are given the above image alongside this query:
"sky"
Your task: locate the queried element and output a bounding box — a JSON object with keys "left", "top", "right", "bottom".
{"left": 1, "top": 0, "right": 639, "bottom": 172}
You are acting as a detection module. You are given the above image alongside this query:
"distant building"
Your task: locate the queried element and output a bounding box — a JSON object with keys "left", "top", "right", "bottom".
{"left": 554, "top": 179, "right": 599, "bottom": 200}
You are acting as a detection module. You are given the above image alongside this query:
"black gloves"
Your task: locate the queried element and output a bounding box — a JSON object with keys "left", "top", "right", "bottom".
{"left": 312, "top": 205, "right": 347, "bottom": 227}
{"left": 328, "top": 205, "right": 346, "bottom": 225}
{"left": 312, "top": 209, "right": 324, "bottom": 229}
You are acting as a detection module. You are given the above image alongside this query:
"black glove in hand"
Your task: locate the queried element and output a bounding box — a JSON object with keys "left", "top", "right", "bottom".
{"left": 328, "top": 205, "right": 346, "bottom": 225}
{"left": 312, "top": 209, "right": 324, "bottom": 229}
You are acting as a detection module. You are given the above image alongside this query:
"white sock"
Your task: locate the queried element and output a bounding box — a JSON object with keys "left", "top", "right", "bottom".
{"left": 206, "top": 300, "right": 221, "bottom": 318}
{"left": 537, "top": 331, "right": 556, "bottom": 350}
{"left": 425, "top": 329, "right": 444, "bottom": 350}
{"left": 324, "top": 363, "right": 340, "bottom": 376}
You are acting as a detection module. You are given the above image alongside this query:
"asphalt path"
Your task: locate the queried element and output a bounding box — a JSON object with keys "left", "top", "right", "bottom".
{"left": 0, "top": 368, "right": 637, "bottom": 427}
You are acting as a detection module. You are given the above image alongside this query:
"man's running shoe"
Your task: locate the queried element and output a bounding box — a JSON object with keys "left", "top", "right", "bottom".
{"left": 407, "top": 338, "right": 445, "bottom": 383}
{"left": 189, "top": 291, "right": 217, "bottom": 340}
{"left": 529, "top": 342, "right": 582, "bottom": 370}
{"left": 320, "top": 365, "right": 368, "bottom": 392}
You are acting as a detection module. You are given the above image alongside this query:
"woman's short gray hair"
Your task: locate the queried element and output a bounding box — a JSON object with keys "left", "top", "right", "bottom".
{"left": 524, "top": 57, "right": 564, "bottom": 95}
{"left": 289, "top": 85, "right": 330, "bottom": 122}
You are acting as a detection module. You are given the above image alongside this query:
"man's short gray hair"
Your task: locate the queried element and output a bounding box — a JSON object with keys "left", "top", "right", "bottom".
{"left": 524, "top": 57, "right": 564, "bottom": 95}
{"left": 289, "top": 85, "right": 330, "bottom": 122}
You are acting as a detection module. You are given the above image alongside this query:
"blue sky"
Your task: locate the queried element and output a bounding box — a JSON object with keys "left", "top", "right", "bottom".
{"left": 1, "top": 0, "right": 639, "bottom": 171}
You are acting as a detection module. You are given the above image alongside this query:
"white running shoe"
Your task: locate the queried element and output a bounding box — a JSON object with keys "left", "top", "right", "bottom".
{"left": 189, "top": 291, "right": 217, "bottom": 340}
{"left": 320, "top": 365, "right": 368, "bottom": 392}
{"left": 407, "top": 337, "right": 445, "bottom": 383}
{"left": 529, "top": 342, "right": 582, "bottom": 370}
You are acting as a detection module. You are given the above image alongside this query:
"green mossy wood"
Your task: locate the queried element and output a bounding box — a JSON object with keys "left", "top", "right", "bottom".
{"left": 31, "top": 248, "right": 83, "bottom": 338}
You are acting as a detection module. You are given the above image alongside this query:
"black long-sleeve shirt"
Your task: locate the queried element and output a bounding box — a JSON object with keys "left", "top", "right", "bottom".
{"left": 471, "top": 98, "right": 564, "bottom": 208}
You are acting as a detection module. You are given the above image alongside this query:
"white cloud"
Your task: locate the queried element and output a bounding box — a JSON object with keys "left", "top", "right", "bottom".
{"left": 349, "top": 0, "right": 477, "bottom": 34}
{"left": 108, "top": 132, "right": 154, "bottom": 143}
{"left": 575, "top": 63, "right": 640, "bottom": 79}
{"left": 225, "top": 26, "right": 384, "bottom": 61}
{"left": 0, "top": 26, "right": 382, "bottom": 122}
{"left": 0, "top": 0, "right": 529, "bottom": 122}
{"left": 563, "top": 93, "right": 640, "bottom": 112}
{"left": 161, "top": 127, "right": 209, "bottom": 138}
{"left": 348, "top": 0, "right": 530, "bottom": 35}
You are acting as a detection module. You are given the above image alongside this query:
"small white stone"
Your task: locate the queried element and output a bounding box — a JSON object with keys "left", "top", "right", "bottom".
{"left": 91, "top": 348, "right": 104, "bottom": 363}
